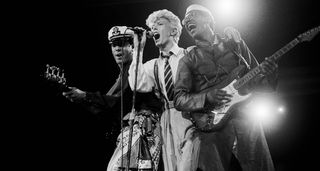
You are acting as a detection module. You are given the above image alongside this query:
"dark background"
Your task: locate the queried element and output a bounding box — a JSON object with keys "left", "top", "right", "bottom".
{"left": 39, "top": 0, "right": 319, "bottom": 170}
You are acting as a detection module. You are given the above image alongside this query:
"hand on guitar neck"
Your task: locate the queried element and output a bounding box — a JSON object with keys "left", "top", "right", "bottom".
{"left": 43, "top": 64, "right": 87, "bottom": 103}
{"left": 62, "top": 87, "right": 87, "bottom": 103}
{"left": 260, "top": 57, "right": 278, "bottom": 76}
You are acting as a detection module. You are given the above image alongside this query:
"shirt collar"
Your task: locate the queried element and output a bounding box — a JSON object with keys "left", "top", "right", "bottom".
{"left": 160, "top": 43, "right": 180, "bottom": 57}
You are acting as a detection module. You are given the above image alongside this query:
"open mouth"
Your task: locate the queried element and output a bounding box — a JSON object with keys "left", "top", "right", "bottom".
{"left": 116, "top": 54, "right": 123, "bottom": 59}
{"left": 153, "top": 33, "right": 160, "bottom": 40}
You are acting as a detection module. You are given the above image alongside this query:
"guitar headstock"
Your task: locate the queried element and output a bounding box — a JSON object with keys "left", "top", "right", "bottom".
{"left": 297, "top": 25, "right": 320, "bottom": 42}
{"left": 43, "top": 64, "right": 70, "bottom": 92}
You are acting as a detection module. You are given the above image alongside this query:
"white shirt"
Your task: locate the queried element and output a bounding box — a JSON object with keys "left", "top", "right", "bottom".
{"left": 128, "top": 43, "right": 185, "bottom": 101}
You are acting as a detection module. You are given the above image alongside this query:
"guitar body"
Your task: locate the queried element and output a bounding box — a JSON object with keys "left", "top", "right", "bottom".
{"left": 190, "top": 66, "right": 252, "bottom": 132}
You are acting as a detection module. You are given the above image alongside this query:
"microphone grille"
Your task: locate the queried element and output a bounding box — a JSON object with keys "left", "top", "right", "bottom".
{"left": 147, "top": 31, "right": 154, "bottom": 38}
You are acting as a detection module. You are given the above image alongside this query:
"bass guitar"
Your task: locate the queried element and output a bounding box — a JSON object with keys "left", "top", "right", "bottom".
{"left": 41, "top": 64, "right": 119, "bottom": 138}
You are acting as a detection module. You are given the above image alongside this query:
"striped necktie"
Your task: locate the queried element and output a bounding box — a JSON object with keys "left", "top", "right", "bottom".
{"left": 162, "top": 52, "right": 174, "bottom": 101}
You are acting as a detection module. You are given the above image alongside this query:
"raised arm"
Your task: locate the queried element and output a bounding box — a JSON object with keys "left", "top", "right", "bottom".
{"left": 128, "top": 30, "right": 155, "bottom": 92}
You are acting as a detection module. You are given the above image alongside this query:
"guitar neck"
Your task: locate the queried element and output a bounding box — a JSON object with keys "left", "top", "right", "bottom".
{"left": 59, "top": 82, "right": 71, "bottom": 92}
{"left": 233, "top": 38, "right": 300, "bottom": 90}
{"left": 270, "top": 38, "right": 300, "bottom": 61}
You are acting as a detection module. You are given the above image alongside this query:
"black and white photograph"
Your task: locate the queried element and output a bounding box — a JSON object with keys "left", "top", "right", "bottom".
{"left": 39, "top": 0, "right": 319, "bottom": 170}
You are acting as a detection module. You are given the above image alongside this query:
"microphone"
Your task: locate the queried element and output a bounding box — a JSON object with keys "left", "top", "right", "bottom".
{"left": 126, "top": 27, "right": 154, "bottom": 39}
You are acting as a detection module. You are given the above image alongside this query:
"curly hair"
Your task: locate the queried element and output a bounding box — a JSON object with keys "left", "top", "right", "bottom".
{"left": 146, "top": 9, "right": 182, "bottom": 43}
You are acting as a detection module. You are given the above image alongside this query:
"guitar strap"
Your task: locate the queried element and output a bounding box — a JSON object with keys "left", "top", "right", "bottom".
{"left": 224, "top": 37, "right": 251, "bottom": 70}
{"left": 107, "top": 64, "right": 129, "bottom": 97}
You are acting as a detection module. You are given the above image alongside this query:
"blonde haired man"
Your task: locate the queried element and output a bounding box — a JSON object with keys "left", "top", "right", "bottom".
{"left": 128, "top": 9, "right": 192, "bottom": 171}
{"left": 128, "top": 8, "right": 244, "bottom": 171}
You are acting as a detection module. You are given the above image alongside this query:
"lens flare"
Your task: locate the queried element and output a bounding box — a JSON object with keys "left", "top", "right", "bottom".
{"left": 244, "top": 93, "right": 286, "bottom": 129}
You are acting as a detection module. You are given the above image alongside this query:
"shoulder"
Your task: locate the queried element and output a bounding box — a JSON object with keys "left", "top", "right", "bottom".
{"left": 182, "top": 46, "right": 197, "bottom": 60}
{"left": 137, "top": 58, "right": 159, "bottom": 74}
{"left": 220, "top": 34, "right": 248, "bottom": 52}
{"left": 185, "top": 45, "right": 196, "bottom": 53}
{"left": 179, "top": 46, "right": 197, "bottom": 66}
{"left": 144, "top": 58, "right": 158, "bottom": 66}
{"left": 179, "top": 45, "right": 197, "bottom": 57}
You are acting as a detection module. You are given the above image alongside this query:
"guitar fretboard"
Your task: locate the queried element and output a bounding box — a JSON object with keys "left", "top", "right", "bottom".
{"left": 233, "top": 38, "right": 300, "bottom": 90}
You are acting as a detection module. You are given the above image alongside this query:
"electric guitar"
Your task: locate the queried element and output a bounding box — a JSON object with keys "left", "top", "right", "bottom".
{"left": 190, "top": 26, "right": 320, "bottom": 132}
{"left": 42, "top": 64, "right": 121, "bottom": 138}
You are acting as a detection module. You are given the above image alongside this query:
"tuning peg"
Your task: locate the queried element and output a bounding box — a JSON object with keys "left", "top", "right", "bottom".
{"left": 45, "top": 64, "right": 50, "bottom": 78}
{"left": 57, "top": 67, "right": 61, "bottom": 81}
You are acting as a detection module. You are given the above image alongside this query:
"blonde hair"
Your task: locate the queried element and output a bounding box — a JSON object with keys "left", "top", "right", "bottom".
{"left": 146, "top": 9, "right": 182, "bottom": 43}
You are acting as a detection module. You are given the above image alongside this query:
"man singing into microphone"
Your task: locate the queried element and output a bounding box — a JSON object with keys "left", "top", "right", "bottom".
{"left": 127, "top": 9, "right": 190, "bottom": 171}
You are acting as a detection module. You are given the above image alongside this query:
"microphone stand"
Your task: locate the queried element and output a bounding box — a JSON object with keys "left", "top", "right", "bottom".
{"left": 126, "top": 34, "right": 142, "bottom": 171}
{"left": 120, "top": 59, "right": 124, "bottom": 170}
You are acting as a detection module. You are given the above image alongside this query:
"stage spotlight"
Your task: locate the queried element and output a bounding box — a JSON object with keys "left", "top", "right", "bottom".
{"left": 278, "top": 106, "right": 285, "bottom": 114}
{"left": 213, "top": 0, "right": 239, "bottom": 18}
{"left": 203, "top": 0, "right": 261, "bottom": 29}
{"left": 244, "top": 93, "right": 286, "bottom": 129}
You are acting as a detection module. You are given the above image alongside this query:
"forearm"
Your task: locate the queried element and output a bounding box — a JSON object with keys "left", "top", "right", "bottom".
{"left": 239, "top": 41, "right": 279, "bottom": 92}
{"left": 82, "top": 91, "right": 118, "bottom": 114}
{"left": 86, "top": 91, "right": 119, "bottom": 107}
{"left": 128, "top": 50, "right": 154, "bottom": 92}
{"left": 174, "top": 89, "right": 208, "bottom": 112}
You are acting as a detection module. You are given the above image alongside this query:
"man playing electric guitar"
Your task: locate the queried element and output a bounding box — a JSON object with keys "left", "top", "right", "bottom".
{"left": 61, "top": 26, "right": 163, "bottom": 171}
{"left": 173, "top": 4, "right": 278, "bottom": 171}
